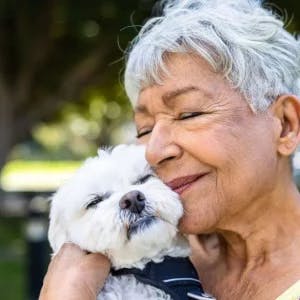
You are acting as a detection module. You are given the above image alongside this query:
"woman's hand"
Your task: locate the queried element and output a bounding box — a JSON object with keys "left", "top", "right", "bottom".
{"left": 39, "top": 243, "right": 111, "bottom": 300}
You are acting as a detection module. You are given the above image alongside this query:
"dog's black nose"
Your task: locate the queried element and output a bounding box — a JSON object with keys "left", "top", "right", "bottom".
{"left": 119, "top": 190, "right": 145, "bottom": 214}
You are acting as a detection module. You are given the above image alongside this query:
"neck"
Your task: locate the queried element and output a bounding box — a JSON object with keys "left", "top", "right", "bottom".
{"left": 192, "top": 180, "right": 300, "bottom": 299}
{"left": 218, "top": 180, "right": 300, "bottom": 264}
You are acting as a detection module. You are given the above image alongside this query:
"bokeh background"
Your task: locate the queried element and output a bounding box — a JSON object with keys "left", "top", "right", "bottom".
{"left": 0, "top": 0, "right": 299, "bottom": 299}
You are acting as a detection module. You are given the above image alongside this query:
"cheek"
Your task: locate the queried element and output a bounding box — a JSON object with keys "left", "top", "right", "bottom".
{"left": 177, "top": 120, "right": 277, "bottom": 232}
{"left": 135, "top": 138, "right": 145, "bottom": 145}
{"left": 181, "top": 115, "right": 276, "bottom": 175}
{"left": 179, "top": 122, "right": 237, "bottom": 168}
{"left": 147, "top": 186, "right": 183, "bottom": 225}
{"left": 70, "top": 202, "right": 124, "bottom": 250}
{"left": 179, "top": 172, "right": 223, "bottom": 234}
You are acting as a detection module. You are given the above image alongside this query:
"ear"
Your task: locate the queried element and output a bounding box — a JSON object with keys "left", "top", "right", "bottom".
{"left": 97, "top": 147, "right": 110, "bottom": 158}
{"left": 110, "top": 144, "right": 127, "bottom": 155}
{"left": 270, "top": 94, "right": 300, "bottom": 156}
{"left": 48, "top": 199, "right": 69, "bottom": 254}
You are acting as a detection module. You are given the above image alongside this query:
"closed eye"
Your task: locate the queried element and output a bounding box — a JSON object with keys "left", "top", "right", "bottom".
{"left": 86, "top": 192, "right": 111, "bottom": 209}
{"left": 136, "top": 129, "right": 152, "bottom": 139}
{"left": 178, "top": 112, "right": 203, "bottom": 120}
{"left": 134, "top": 174, "right": 154, "bottom": 185}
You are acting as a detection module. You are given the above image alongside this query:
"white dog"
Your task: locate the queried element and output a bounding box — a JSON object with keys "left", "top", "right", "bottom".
{"left": 49, "top": 144, "right": 213, "bottom": 300}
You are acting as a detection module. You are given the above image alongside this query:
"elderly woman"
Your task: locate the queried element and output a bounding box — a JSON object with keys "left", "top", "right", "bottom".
{"left": 39, "top": 0, "right": 300, "bottom": 299}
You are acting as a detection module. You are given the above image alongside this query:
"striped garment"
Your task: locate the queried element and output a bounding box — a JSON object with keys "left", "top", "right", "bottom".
{"left": 112, "top": 256, "right": 215, "bottom": 300}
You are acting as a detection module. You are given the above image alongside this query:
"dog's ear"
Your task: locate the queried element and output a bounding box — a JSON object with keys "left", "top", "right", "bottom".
{"left": 97, "top": 146, "right": 113, "bottom": 158}
{"left": 48, "top": 197, "right": 69, "bottom": 254}
{"left": 110, "top": 144, "right": 127, "bottom": 154}
{"left": 111, "top": 144, "right": 145, "bottom": 157}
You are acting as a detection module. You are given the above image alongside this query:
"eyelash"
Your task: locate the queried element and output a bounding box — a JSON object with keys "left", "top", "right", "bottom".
{"left": 135, "top": 174, "right": 154, "bottom": 184}
{"left": 177, "top": 112, "right": 203, "bottom": 120}
{"left": 136, "top": 130, "right": 152, "bottom": 139}
{"left": 136, "top": 112, "right": 202, "bottom": 138}
{"left": 86, "top": 192, "right": 111, "bottom": 209}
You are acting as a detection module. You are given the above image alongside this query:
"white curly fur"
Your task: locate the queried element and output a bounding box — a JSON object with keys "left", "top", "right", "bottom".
{"left": 48, "top": 144, "right": 190, "bottom": 299}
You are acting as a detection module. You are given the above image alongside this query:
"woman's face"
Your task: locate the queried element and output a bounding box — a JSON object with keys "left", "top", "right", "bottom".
{"left": 134, "top": 53, "right": 278, "bottom": 234}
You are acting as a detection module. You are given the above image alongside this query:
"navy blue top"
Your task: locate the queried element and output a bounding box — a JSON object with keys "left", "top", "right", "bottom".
{"left": 111, "top": 256, "right": 215, "bottom": 300}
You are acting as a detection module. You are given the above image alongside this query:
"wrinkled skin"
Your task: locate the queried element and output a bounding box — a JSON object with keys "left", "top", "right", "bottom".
{"left": 39, "top": 243, "right": 110, "bottom": 300}
{"left": 40, "top": 53, "right": 300, "bottom": 300}
{"left": 134, "top": 53, "right": 300, "bottom": 300}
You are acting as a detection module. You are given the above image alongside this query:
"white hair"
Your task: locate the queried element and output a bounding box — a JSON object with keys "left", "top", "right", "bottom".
{"left": 124, "top": 0, "right": 300, "bottom": 111}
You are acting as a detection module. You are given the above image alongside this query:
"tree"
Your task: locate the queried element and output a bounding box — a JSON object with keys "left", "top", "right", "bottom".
{"left": 0, "top": 0, "right": 156, "bottom": 171}
{"left": 0, "top": 0, "right": 299, "bottom": 172}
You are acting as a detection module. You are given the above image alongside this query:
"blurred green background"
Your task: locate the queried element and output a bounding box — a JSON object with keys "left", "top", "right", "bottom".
{"left": 0, "top": 0, "right": 299, "bottom": 299}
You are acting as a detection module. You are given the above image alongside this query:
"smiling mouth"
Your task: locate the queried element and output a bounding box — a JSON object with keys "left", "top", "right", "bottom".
{"left": 166, "top": 173, "right": 208, "bottom": 195}
{"left": 127, "top": 216, "right": 156, "bottom": 239}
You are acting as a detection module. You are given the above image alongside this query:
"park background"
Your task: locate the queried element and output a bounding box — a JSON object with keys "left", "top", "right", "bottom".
{"left": 0, "top": 0, "right": 299, "bottom": 299}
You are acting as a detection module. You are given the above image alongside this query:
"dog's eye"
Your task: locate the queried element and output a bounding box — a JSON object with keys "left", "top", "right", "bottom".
{"left": 86, "top": 195, "right": 103, "bottom": 209}
{"left": 86, "top": 193, "right": 110, "bottom": 209}
{"left": 135, "top": 174, "right": 154, "bottom": 185}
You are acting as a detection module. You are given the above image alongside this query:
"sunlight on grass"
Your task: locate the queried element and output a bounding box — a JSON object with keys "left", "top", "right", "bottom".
{"left": 0, "top": 161, "right": 82, "bottom": 192}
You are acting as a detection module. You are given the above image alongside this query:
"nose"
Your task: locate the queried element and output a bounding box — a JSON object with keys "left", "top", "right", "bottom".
{"left": 119, "top": 190, "right": 145, "bottom": 214}
{"left": 145, "top": 121, "right": 182, "bottom": 167}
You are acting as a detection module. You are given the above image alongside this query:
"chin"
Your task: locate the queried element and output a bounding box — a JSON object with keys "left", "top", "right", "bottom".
{"left": 48, "top": 144, "right": 203, "bottom": 300}
{"left": 178, "top": 203, "right": 219, "bottom": 235}
{"left": 178, "top": 216, "right": 203, "bottom": 235}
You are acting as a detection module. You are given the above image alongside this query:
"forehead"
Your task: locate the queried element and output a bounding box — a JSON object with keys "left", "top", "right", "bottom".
{"left": 134, "top": 53, "right": 231, "bottom": 115}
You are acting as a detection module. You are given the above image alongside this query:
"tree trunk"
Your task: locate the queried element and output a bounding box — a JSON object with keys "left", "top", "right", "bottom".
{"left": 0, "top": 81, "right": 13, "bottom": 173}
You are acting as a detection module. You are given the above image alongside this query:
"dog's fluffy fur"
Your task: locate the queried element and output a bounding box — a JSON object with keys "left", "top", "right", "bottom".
{"left": 49, "top": 144, "right": 190, "bottom": 299}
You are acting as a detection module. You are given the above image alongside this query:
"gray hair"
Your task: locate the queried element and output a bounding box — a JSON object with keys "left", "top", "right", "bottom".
{"left": 124, "top": 0, "right": 300, "bottom": 111}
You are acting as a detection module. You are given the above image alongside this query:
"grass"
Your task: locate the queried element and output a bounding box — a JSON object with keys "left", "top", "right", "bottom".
{"left": 0, "top": 161, "right": 82, "bottom": 297}
{"left": 0, "top": 218, "right": 26, "bottom": 300}
{"left": 0, "top": 217, "right": 51, "bottom": 300}
{"left": 0, "top": 259, "right": 25, "bottom": 300}
{"left": 0, "top": 160, "right": 77, "bottom": 300}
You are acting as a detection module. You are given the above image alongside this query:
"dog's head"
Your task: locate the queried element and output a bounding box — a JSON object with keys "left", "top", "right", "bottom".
{"left": 49, "top": 144, "right": 189, "bottom": 268}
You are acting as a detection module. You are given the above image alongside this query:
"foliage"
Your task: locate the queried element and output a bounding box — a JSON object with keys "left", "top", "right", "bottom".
{"left": 0, "top": 0, "right": 155, "bottom": 170}
{"left": 0, "top": 0, "right": 298, "bottom": 171}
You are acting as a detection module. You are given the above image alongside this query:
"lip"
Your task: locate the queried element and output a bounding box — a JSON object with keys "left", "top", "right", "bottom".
{"left": 166, "top": 173, "right": 208, "bottom": 195}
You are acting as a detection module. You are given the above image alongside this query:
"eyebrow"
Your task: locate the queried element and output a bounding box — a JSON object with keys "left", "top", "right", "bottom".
{"left": 162, "top": 85, "right": 201, "bottom": 105}
{"left": 134, "top": 85, "right": 212, "bottom": 115}
{"left": 134, "top": 104, "right": 148, "bottom": 114}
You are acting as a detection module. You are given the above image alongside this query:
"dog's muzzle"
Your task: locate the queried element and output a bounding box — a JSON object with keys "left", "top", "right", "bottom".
{"left": 119, "top": 190, "right": 156, "bottom": 239}
{"left": 119, "top": 190, "right": 145, "bottom": 214}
